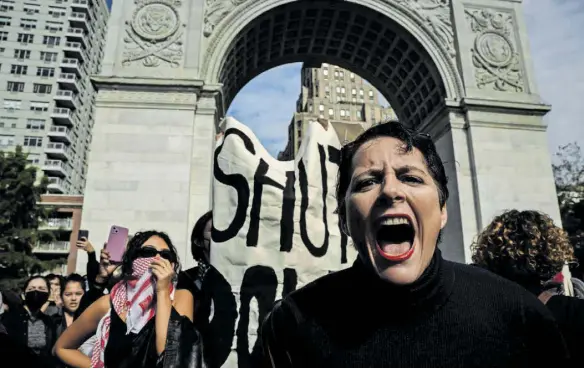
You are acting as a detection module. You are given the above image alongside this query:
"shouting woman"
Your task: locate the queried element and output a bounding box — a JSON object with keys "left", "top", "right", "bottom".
{"left": 54, "top": 231, "right": 200, "bottom": 367}
{"left": 259, "top": 122, "right": 568, "bottom": 367}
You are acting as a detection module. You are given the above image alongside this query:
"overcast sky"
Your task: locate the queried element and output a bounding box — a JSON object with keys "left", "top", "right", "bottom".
{"left": 228, "top": 0, "right": 584, "bottom": 158}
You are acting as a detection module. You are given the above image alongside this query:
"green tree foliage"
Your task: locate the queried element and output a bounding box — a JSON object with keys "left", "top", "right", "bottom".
{"left": 0, "top": 146, "right": 58, "bottom": 291}
{"left": 552, "top": 143, "right": 584, "bottom": 274}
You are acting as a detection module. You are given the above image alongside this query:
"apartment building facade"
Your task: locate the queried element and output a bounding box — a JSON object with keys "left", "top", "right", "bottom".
{"left": 35, "top": 194, "right": 84, "bottom": 274}
{"left": 0, "top": 0, "right": 108, "bottom": 195}
{"left": 278, "top": 63, "right": 397, "bottom": 160}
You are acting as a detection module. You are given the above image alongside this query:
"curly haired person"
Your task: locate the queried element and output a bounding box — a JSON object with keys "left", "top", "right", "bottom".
{"left": 472, "top": 209, "right": 584, "bottom": 365}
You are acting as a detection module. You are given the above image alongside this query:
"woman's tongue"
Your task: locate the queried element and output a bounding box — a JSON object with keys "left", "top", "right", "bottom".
{"left": 380, "top": 241, "right": 411, "bottom": 256}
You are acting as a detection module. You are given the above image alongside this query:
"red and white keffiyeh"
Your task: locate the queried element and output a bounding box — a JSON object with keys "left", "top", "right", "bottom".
{"left": 90, "top": 257, "right": 175, "bottom": 368}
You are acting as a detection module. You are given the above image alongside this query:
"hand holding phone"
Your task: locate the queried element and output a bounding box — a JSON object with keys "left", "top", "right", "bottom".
{"left": 106, "top": 225, "right": 129, "bottom": 263}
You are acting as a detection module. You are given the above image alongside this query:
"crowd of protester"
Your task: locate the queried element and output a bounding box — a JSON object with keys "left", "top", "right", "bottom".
{"left": 0, "top": 121, "right": 583, "bottom": 367}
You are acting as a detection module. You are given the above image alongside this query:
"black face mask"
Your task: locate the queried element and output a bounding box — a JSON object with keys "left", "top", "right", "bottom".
{"left": 25, "top": 291, "right": 49, "bottom": 311}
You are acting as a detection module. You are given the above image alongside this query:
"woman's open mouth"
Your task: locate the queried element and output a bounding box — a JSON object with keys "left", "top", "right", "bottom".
{"left": 375, "top": 215, "right": 415, "bottom": 262}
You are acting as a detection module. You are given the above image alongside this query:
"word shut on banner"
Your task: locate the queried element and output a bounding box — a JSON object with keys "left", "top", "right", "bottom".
{"left": 208, "top": 117, "right": 357, "bottom": 367}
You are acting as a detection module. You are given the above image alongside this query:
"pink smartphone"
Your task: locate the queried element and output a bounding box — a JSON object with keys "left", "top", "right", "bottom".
{"left": 106, "top": 225, "right": 129, "bottom": 263}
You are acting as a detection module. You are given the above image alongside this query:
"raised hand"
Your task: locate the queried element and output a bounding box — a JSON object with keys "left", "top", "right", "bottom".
{"left": 96, "top": 246, "right": 118, "bottom": 283}
{"left": 76, "top": 237, "right": 95, "bottom": 253}
{"left": 150, "top": 256, "right": 174, "bottom": 293}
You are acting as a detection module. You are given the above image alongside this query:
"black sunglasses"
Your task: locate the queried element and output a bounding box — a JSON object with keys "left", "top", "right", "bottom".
{"left": 136, "top": 246, "right": 175, "bottom": 262}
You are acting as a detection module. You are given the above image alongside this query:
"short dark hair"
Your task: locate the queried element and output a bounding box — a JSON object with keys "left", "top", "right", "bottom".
{"left": 335, "top": 121, "right": 449, "bottom": 231}
{"left": 191, "top": 211, "right": 212, "bottom": 260}
{"left": 23, "top": 275, "right": 49, "bottom": 291}
{"left": 61, "top": 274, "right": 85, "bottom": 296}
{"left": 121, "top": 230, "right": 181, "bottom": 280}
{"left": 45, "top": 273, "right": 63, "bottom": 289}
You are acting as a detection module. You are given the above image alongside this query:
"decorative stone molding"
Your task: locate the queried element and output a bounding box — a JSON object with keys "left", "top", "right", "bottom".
{"left": 465, "top": 8, "right": 525, "bottom": 92}
{"left": 96, "top": 90, "right": 197, "bottom": 109}
{"left": 203, "top": 0, "right": 249, "bottom": 37}
{"left": 395, "top": 0, "right": 455, "bottom": 57}
{"left": 122, "top": 0, "right": 186, "bottom": 68}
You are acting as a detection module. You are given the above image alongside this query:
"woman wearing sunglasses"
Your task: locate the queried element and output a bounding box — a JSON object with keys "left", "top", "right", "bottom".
{"left": 54, "top": 231, "right": 201, "bottom": 368}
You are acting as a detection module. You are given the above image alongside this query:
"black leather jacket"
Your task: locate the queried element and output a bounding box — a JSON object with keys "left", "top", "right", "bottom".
{"left": 162, "top": 309, "right": 203, "bottom": 368}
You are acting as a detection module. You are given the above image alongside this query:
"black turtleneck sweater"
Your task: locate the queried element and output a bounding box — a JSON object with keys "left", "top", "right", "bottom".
{"left": 259, "top": 250, "right": 569, "bottom": 367}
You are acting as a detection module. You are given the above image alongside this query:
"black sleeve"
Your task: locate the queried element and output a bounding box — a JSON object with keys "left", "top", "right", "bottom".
{"left": 546, "top": 295, "right": 584, "bottom": 366}
{"left": 86, "top": 251, "right": 99, "bottom": 288}
{"left": 258, "top": 299, "right": 300, "bottom": 368}
{"left": 522, "top": 296, "right": 570, "bottom": 367}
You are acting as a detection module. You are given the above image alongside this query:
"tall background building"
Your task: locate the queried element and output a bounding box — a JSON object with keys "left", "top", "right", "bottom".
{"left": 0, "top": 0, "right": 108, "bottom": 272}
{"left": 278, "top": 63, "right": 397, "bottom": 160}
{"left": 0, "top": 0, "right": 108, "bottom": 195}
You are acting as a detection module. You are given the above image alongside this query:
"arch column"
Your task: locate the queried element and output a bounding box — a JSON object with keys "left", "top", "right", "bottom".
{"left": 423, "top": 0, "right": 561, "bottom": 262}
{"left": 185, "top": 90, "right": 221, "bottom": 268}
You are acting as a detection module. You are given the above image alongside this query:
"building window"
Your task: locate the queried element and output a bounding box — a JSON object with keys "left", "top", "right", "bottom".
{"left": 0, "top": 16, "right": 10, "bottom": 27}
{"left": 356, "top": 110, "right": 362, "bottom": 120}
{"left": 48, "top": 7, "right": 67, "bottom": 17}
{"left": 340, "top": 110, "right": 346, "bottom": 118}
{"left": 0, "top": 117, "right": 16, "bottom": 129}
{"left": 23, "top": 6, "right": 40, "bottom": 15}
{"left": 339, "top": 71, "right": 344, "bottom": 79}
{"left": 14, "top": 49, "right": 31, "bottom": 59}
{"left": 17, "top": 33, "right": 34, "bottom": 43}
{"left": 30, "top": 101, "right": 49, "bottom": 112}
{"left": 33, "top": 83, "right": 52, "bottom": 94}
{"left": 0, "top": 1, "right": 14, "bottom": 12}
{"left": 3, "top": 99, "right": 21, "bottom": 110}
{"left": 319, "top": 104, "right": 324, "bottom": 112}
{"left": 328, "top": 108, "right": 334, "bottom": 117}
{"left": 336, "top": 86, "right": 341, "bottom": 94}
{"left": 352, "top": 88, "right": 357, "bottom": 96}
{"left": 20, "top": 18, "right": 37, "bottom": 29}
{"left": 23, "top": 136, "right": 43, "bottom": 147}
{"left": 350, "top": 72, "right": 355, "bottom": 81}
{"left": 36, "top": 67, "right": 55, "bottom": 77}
{"left": 7, "top": 81, "right": 24, "bottom": 92}
{"left": 45, "top": 21, "right": 63, "bottom": 32}
{"left": 360, "top": 89, "right": 364, "bottom": 96}
{"left": 43, "top": 36, "right": 60, "bottom": 46}
{"left": 0, "top": 31, "right": 7, "bottom": 41}
{"left": 0, "top": 135, "right": 15, "bottom": 148}
{"left": 27, "top": 154, "right": 40, "bottom": 164}
{"left": 10, "top": 64, "right": 27, "bottom": 75}
{"left": 341, "top": 87, "right": 346, "bottom": 94}
{"left": 26, "top": 118, "right": 45, "bottom": 130}
{"left": 40, "top": 51, "right": 58, "bottom": 62}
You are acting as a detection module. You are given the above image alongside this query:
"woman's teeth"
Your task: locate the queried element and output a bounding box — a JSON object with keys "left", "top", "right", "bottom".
{"left": 380, "top": 217, "right": 410, "bottom": 226}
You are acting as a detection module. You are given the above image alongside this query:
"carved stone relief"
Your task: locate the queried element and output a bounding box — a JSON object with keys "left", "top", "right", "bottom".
{"left": 396, "top": 0, "right": 455, "bottom": 57}
{"left": 203, "top": 0, "right": 249, "bottom": 37}
{"left": 465, "top": 8, "right": 525, "bottom": 92}
{"left": 123, "top": 0, "right": 186, "bottom": 68}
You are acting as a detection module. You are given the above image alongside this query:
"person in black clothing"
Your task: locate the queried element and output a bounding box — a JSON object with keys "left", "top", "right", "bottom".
{"left": 177, "top": 211, "right": 238, "bottom": 368}
{"left": 2, "top": 276, "right": 59, "bottom": 367}
{"left": 43, "top": 273, "right": 63, "bottom": 317}
{"left": 54, "top": 230, "right": 198, "bottom": 368}
{"left": 76, "top": 237, "right": 100, "bottom": 290}
{"left": 472, "top": 209, "right": 583, "bottom": 365}
{"left": 259, "top": 122, "right": 568, "bottom": 367}
{"left": 54, "top": 274, "right": 86, "bottom": 338}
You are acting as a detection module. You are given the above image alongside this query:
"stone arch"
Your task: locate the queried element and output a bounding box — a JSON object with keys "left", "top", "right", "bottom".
{"left": 201, "top": 0, "right": 464, "bottom": 128}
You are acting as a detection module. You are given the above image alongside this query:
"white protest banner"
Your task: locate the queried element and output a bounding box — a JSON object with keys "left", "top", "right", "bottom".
{"left": 209, "top": 117, "right": 357, "bottom": 367}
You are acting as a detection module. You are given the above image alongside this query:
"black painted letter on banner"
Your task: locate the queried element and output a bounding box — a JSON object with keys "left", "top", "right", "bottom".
{"left": 212, "top": 128, "right": 254, "bottom": 243}
{"left": 328, "top": 145, "right": 348, "bottom": 263}
{"left": 298, "top": 144, "right": 329, "bottom": 257}
{"left": 236, "top": 265, "right": 278, "bottom": 367}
